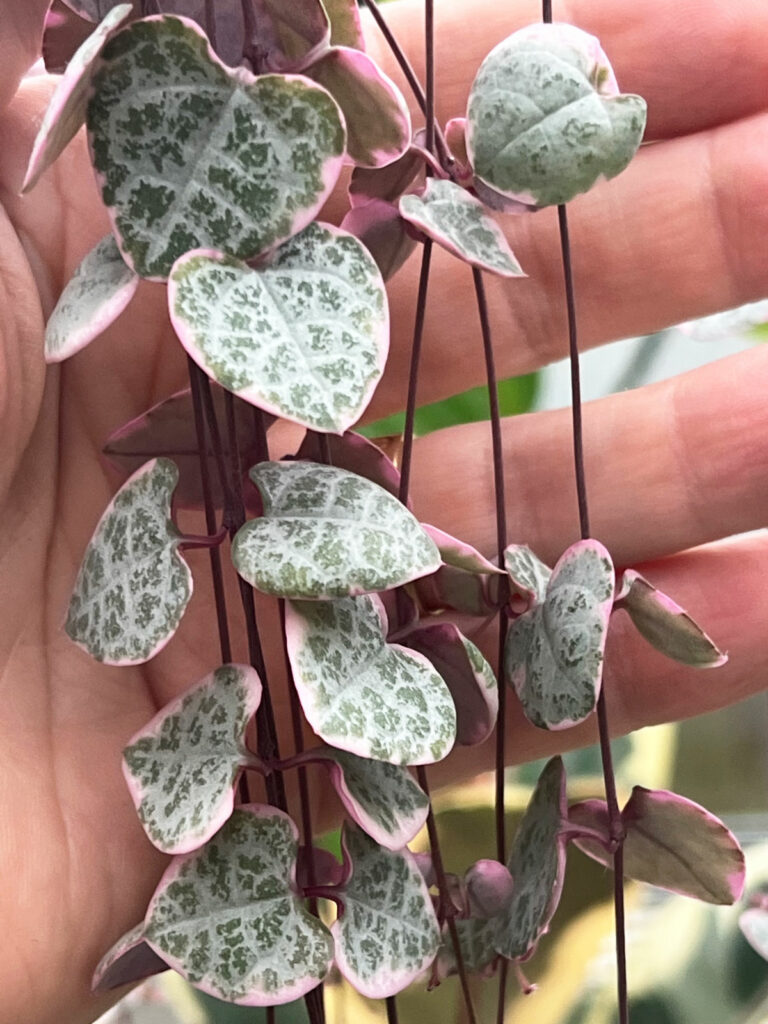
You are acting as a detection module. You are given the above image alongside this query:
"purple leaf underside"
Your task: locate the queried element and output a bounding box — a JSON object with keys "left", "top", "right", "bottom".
{"left": 294, "top": 429, "right": 401, "bottom": 499}
{"left": 340, "top": 199, "right": 417, "bottom": 281}
{"left": 92, "top": 923, "right": 168, "bottom": 992}
{"left": 349, "top": 144, "right": 426, "bottom": 207}
{"left": 248, "top": 0, "right": 330, "bottom": 72}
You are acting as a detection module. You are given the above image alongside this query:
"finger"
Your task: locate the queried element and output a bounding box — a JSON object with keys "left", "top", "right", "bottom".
{"left": 368, "top": 0, "right": 768, "bottom": 141}
{"left": 410, "top": 345, "right": 768, "bottom": 567}
{"left": 0, "top": 0, "right": 49, "bottom": 110}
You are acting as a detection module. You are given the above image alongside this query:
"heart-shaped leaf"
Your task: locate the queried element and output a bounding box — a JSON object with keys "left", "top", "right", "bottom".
{"left": 66, "top": 458, "right": 193, "bottom": 665}
{"left": 170, "top": 221, "right": 388, "bottom": 432}
{"left": 402, "top": 622, "right": 498, "bottom": 746}
{"left": 424, "top": 524, "right": 504, "bottom": 576}
{"left": 92, "top": 922, "right": 168, "bottom": 993}
{"left": 503, "top": 543, "right": 552, "bottom": 606}
{"left": 123, "top": 664, "right": 262, "bottom": 854}
{"left": 349, "top": 145, "right": 426, "bottom": 207}
{"left": 504, "top": 540, "right": 615, "bottom": 730}
{"left": 308, "top": 47, "right": 411, "bottom": 167}
{"left": 295, "top": 430, "right": 402, "bottom": 500}
{"left": 465, "top": 860, "right": 515, "bottom": 918}
{"left": 44, "top": 234, "right": 138, "bottom": 363}
{"left": 341, "top": 199, "right": 417, "bottom": 282}
{"left": 232, "top": 462, "right": 441, "bottom": 598}
{"left": 399, "top": 179, "right": 524, "bottom": 277}
{"left": 332, "top": 822, "right": 440, "bottom": 997}
{"left": 615, "top": 569, "right": 726, "bottom": 668}
{"left": 87, "top": 16, "right": 346, "bottom": 279}
{"left": 22, "top": 5, "right": 132, "bottom": 194}
{"left": 248, "top": 0, "right": 330, "bottom": 72}
{"left": 285, "top": 595, "right": 457, "bottom": 764}
{"left": 323, "top": 0, "right": 365, "bottom": 50}
{"left": 144, "top": 806, "right": 334, "bottom": 1004}
{"left": 466, "top": 23, "right": 647, "bottom": 207}
{"left": 314, "top": 745, "right": 429, "bottom": 849}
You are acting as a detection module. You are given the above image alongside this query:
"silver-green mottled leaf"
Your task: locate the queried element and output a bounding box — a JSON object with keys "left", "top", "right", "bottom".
{"left": 285, "top": 595, "right": 456, "bottom": 764}
{"left": 333, "top": 822, "right": 440, "bottom": 997}
{"left": 399, "top": 179, "right": 523, "bottom": 277}
{"left": 504, "top": 540, "right": 615, "bottom": 730}
{"left": 87, "top": 16, "right": 346, "bottom": 279}
{"left": 65, "top": 458, "right": 192, "bottom": 665}
{"left": 45, "top": 234, "right": 138, "bottom": 363}
{"left": 466, "top": 23, "right": 647, "bottom": 207}
{"left": 503, "top": 543, "right": 552, "bottom": 605}
{"left": 169, "top": 222, "right": 388, "bottom": 432}
{"left": 320, "top": 745, "right": 429, "bottom": 849}
{"left": 22, "top": 5, "right": 132, "bottom": 193}
{"left": 145, "top": 806, "right": 333, "bottom": 1004}
{"left": 436, "top": 916, "right": 499, "bottom": 981}
{"left": 123, "top": 664, "right": 262, "bottom": 855}
{"left": 232, "top": 462, "right": 441, "bottom": 599}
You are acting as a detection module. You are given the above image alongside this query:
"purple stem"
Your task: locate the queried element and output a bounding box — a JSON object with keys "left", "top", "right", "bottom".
{"left": 177, "top": 524, "right": 228, "bottom": 551}
{"left": 397, "top": 240, "right": 432, "bottom": 500}
{"left": 496, "top": 960, "right": 508, "bottom": 1024}
{"left": 386, "top": 996, "right": 399, "bottom": 1024}
{"left": 424, "top": 0, "right": 435, "bottom": 157}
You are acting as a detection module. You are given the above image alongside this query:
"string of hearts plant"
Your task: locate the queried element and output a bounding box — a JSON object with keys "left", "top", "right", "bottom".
{"left": 28, "top": 1, "right": 748, "bottom": 1022}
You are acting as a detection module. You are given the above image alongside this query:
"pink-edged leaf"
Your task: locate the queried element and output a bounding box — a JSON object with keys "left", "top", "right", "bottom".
{"left": 308, "top": 46, "right": 411, "bottom": 167}
{"left": 740, "top": 907, "right": 768, "bottom": 961}
{"left": 45, "top": 234, "right": 138, "bottom": 363}
{"left": 503, "top": 544, "right": 551, "bottom": 606}
{"left": 44, "top": 2, "right": 105, "bottom": 74}
{"left": 505, "top": 540, "right": 615, "bottom": 730}
{"left": 296, "top": 845, "right": 349, "bottom": 890}
{"left": 248, "top": 0, "right": 330, "bottom": 72}
{"left": 465, "top": 860, "right": 514, "bottom": 918}
{"left": 332, "top": 821, "right": 440, "bottom": 998}
{"left": 323, "top": 0, "right": 365, "bottom": 50}
{"left": 445, "top": 117, "right": 472, "bottom": 182}
{"left": 401, "top": 622, "right": 498, "bottom": 746}
{"left": 23, "top": 4, "right": 132, "bottom": 193}
{"left": 340, "top": 198, "right": 417, "bottom": 282}
{"left": 92, "top": 923, "right": 168, "bottom": 993}
{"left": 399, "top": 178, "right": 524, "bottom": 278}
{"left": 410, "top": 564, "right": 496, "bottom": 618}
{"left": 65, "top": 458, "right": 193, "bottom": 665}
{"left": 122, "top": 664, "right": 262, "bottom": 855}
{"left": 472, "top": 177, "right": 536, "bottom": 215}
{"left": 87, "top": 16, "right": 346, "bottom": 279}
{"left": 144, "top": 806, "right": 333, "bottom": 1005}
{"left": 349, "top": 144, "right": 426, "bottom": 207}
{"left": 294, "top": 429, "right": 401, "bottom": 500}
{"left": 615, "top": 569, "right": 726, "bottom": 668}
{"left": 170, "top": 223, "right": 388, "bottom": 432}
{"left": 423, "top": 524, "right": 504, "bottom": 576}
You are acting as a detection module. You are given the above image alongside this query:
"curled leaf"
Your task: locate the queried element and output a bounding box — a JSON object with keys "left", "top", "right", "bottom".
{"left": 92, "top": 923, "right": 168, "bottom": 993}
{"left": 424, "top": 524, "right": 504, "bottom": 576}
{"left": 503, "top": 543, "right": 552, "bottom": 606}
{"left": 248, "top": 0, "right": 330, "bottom": 72}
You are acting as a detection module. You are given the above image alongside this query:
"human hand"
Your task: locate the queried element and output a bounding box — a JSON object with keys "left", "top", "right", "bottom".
{"left": 1, "top": 1, "right": 767, "bottom": 1021}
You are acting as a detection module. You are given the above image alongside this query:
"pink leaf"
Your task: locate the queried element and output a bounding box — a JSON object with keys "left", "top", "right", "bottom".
{"left": 422, "top": 524, "right": 504, "bottom": 576}
{"left": 445, "top": 117, "right": 473, "bottom": 184}
{"left": 341, "top": 199, "right": 417, "bottom": 281}
{"left": 349, "top": 144, "right": 426, "bottom": 207}
{"left": 465, "top": 860, "right": 514, "bottom": 918}
{"left": 92, "top": 923, "right": 168, "bottom": 992}
{"left": 296, "top": 846, "right": 348, "bottom": 890}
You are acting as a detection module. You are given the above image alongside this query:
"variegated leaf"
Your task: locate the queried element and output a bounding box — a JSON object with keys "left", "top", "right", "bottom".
{"left": 399, "top": 179, "right": 524, "bottom": 277}
{"left": 249, "top": 0, "right": 330, "bottom": 72}
{"left": 23, "top": 5, "right": 132, "bottom": 193}
{"left": 615, "top": 569, "right": 726, "bottom": 668}
{"left": 87, "top": 16, "right": 346, "bottom": 279}
{"left": 44, "top": 234, "right": 138, "bottom": 363}
{"left": 285, "top": 595, "right": 457, "bottom": 765}
{"left": 504, "top": 540, "right": 615, "bottom": 730}
{"left": 92, "top": 923, "right": 168, "bottom": 992}
{"left": 309, "top": 47, "right": 411, "bottom": 167}
{"left": 144, "top": 806, "right": 334, "bottom": 1004}
{"left": 65, "top": 458, "right": 193, "bottom": 665}
{"left": 294, "top": 430, "right": 401, "bottom": 500}
{"left": 436, "top": 916, "right": 499, "bottom": 981}
{"left": 341, "top": 198, "right": 417, "bottom": 282}
{"left": 232, "top": 462, "right": 441, "bottom": 599}
{"left": 123, "top": 664, "right": 262, "bottom": 855}
{"left": 317, "top": 745, "right": 429, "bottom": 849}
{"left": 466, "top": 23, "right": 646, "bottom": 207}
{"left": 424, "top": 524, "right": 504, "bottom": 575}
{"left": 169, "top": 222, "right": 388, "bottom": 432}
{"left": 503, "top": 543, "right": 551, "bottom": 605}
{"left": 333, "top": 822, "right": 440, "bottom": 997}
{"left": 323, "top": 0, "right": 365, "bottom": 50}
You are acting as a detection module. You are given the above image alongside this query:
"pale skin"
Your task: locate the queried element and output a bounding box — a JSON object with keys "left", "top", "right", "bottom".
{"left": 1, "top": 0, "right": 768, "bottom": 1020}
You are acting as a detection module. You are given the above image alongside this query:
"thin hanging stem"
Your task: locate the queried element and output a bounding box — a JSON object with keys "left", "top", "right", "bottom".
{"left": 398, "top": 240, "right": 432, "bottom": 499}
{"left": 385, "top": 996, "right": 400, "bottom": 1024}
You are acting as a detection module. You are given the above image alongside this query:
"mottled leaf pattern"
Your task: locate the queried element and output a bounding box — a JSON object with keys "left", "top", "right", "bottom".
{"left": 45, "top": 234, "right": 138, "bottom": 363}
{"left": 144, "top": 807, "right": 333, "bottom": 1004}
{"left": 232, "top": 462, "right": 441, "bottom": 598}
{"left": 437, "top": 916, "right": 498, "bottom": 980}
{"left": 92, "top": 923, "right": 168, "bottom": 992}
{"left": 399, "top": 179, "right": 524, "bottom": 277}
{"left": 23, "top": 5, "right": 132, "bottom": 194}
{"left": 466, "top": 23, "right": 646, "bottom": 207}
{"left": 503, "top": 543, "right": 551, "bottom": 605}
{"left": 65, "top": 458, "right": 193, "bottom": 665}
{"left": 323, "top": 0, "right": 365, "bottom": 49}
{"left": 285, "top": 595, "right": 457, "bottom": 764}
{"left": 170, "top": 222, "right": 388, "bottom": 432}
{"left": 87, "top": 16, "right": 345, "bottom": 279}
{"left": 294, "top": 430, "right": 401, "bottom": 499}
{"left": 123, "top": 665, "right": 262, "bottom": 854}
{"left": 333, "top": 822, "right": 440, "bottom": 997}
{"left": 505, "top": 540, "right": 615, "bottom": 729}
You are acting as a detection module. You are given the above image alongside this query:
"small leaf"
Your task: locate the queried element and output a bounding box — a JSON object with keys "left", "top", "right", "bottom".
{"left": 332, "top": 822, "right": 440, "bottom": 997}
{"left": 87, "top": 16, "right": 346, "bottom": 279}
{"left": 740, "top": 907, "right": 768, "bottom": 961}
{"left": 399, "top": 179, "right": 524, "bottom": 277}
{"left": 410, "top": 564, "right": 496, "bottom": 617}
{"left": 402, "top": 622, "right": 498, "bottom": 746}
{"left": 232, "top": 461, "right": 441, "bottom": 599}
{"left": 423, "top": 524, "right": 504, "bottom": 575}
{"left": 170, "top": 222, "right": 388, "bottom": 433}
{"left": 316, "top": 745, "right": 429, "bottom": 849}
{"left": 465, "top": 860, "right": 515, "bottom": 918}
{"left": 444, "top": 117, "right": 471, "bottom": 180}
{"left": 294, "top": 430, "right": 401, "bottom": 500}
{"left": 66, "top": 458, "right": 193, "bottom": 665}
{"left": 285, "top": 595, "right": 457, "bottom": 765}
{"left": 340, "top": 199, "right": 417, "bottom": 282}
{"left": 144, "top": 806, "right": 333, "bottom": 1004}
{"left": 92, "top": 923, "right": 168, "bottom": 993}
{"left": 503, "top": 543, "right": 551, "bottom": 605}
{"left": 349, "top": 146, "right": 425, "bottom": 207}
{"left": 466, "top": 22, "right": 647, "bottom": 207}
{"left": 123, "top": 664, "right": 262, "bottom": 854}
{"left": 615, "top": 569, "right": 726, "bottom": 668}
{"left": 44, "top": 234, "right": 138, "bottom": 363}
{"left": 323, "top": 0, "right": 365, "bottom": 50}
{"left": 308, "top": 47, "right": 411, "bottom": 168}
{"left": 566, "top": 797, "right": 611, "bottom": 861}
{"left": 248, "top": 0, "right": 330, "bottom": 72}
{"left": 504, "top": 540, "right": 615, "bottom": 730}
